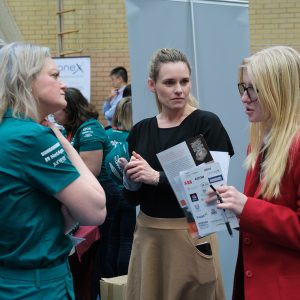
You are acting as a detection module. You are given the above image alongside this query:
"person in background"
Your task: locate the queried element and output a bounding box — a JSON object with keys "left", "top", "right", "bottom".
{"left": 0, "top": 42, "right": 106, "bottom": 300}
{"left": 206, "top": 46, "right": 300, "bottom": 300}
{"left": 104, "top": 97, "right": 136, "bottom": 276}
{"left": 119, "top": 48, "right": 234, "bottom": 300}
{"left": 53, "top": 87, "right": 120, "bottom": 299}
{"left": 106, "top": 96, "right": 133, "bottom": 145}
{"left": 102, "top": 66, "right": 128, "bottom": 128}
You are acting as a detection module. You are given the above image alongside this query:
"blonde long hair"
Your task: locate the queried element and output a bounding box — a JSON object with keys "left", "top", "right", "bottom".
{"left": 0, "top": 42, "right": 51, "bottom": 122}
{"left": 148, "top": 48, "right": 199, "bottom": 112}
{"left": 239, "top": 46, "right": 300, "bottom": 199}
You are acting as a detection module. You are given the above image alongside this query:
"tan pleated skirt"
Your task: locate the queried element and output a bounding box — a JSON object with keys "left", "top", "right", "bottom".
{"left": 126, "top": 211, "right": 225, "bottom": 300}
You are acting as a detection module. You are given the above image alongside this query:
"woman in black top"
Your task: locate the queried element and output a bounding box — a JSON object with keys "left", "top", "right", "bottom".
{"left": 121, "top": 48, "right": 234, "bottom": 300}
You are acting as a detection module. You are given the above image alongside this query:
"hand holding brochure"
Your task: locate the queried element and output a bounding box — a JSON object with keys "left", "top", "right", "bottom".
{"left": 179, "top": 161, "right": 238, "bottom": 236}
{"left": 156, "top": 134, "right": 238, "bottom": 237}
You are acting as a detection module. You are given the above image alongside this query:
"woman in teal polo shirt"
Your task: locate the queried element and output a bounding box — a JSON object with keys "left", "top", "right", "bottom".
{"left": 104, "top": 97, "right": 136, "bottom": 276}
{"left": 53, "top": 87, "right": 122, "bottom": 299}
{"left": 0, "top": 42, "right": 107, "bottom": 300}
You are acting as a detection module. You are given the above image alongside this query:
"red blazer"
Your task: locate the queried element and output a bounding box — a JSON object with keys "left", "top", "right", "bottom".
{"left": 232, "top": 138, "right": 300, "bottom": 300}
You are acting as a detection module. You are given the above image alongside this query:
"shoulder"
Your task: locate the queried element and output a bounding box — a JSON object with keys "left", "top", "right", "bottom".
{"left": 80, "top": 118, "right": 104, "bottom": 129}
{"left": 189, "top": 109, "right": 222, "bottom": 124}
{"left": 129, "top": 117, "right": 156, "bottom": 141}
{"left": 183, "top": 109, "right": 225, "bottom": 134}
{"left": 132, "top": 116, "right": 156, "bottom": 132}
{"left": 188, "top": 109, "right": 234, "bottom": 155}
{"left": 127, "top": 117, "right": 156, "bottom": 148}
{"left": 16, "top": 121, "right": 55, "bottom": 145}
{"left": 77, "top": 119, "right": 105, "bottom": 134}
{"left": 13, "top": 123, "right": 62, "bottom": 161}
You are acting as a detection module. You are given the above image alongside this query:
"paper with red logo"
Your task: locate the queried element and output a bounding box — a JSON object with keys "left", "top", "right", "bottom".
{"left": 157, "top": 134, "right": 238, "bottom": 237}
{"left": 179, "top": 162, "right": 238, "bottom": 236}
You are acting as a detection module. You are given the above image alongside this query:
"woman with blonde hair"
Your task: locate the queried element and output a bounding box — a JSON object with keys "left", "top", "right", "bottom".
{"left": 207, "top": 46, "right": 300, "bottom": 300}
{"left": 120, "top": 48, "right": 234, "bottom": 300}
{"left": 105, "top": 96, "right": 136, "bottom": 276}
{"left": 0, "top": 42, "right": 106, "bottom": 299}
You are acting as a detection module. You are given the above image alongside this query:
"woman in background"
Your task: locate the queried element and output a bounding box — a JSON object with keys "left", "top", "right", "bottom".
{"left": 0, "top": 42, "right": 106, "bottom": 300}
{"left": 105, "top": 97, "right": 136, "bottom": 276}
{"left": 53, "top": 87, "right": 120, "bottom": 299}
{"left": 106, "top": 96, "right": 133, "bottom": 145}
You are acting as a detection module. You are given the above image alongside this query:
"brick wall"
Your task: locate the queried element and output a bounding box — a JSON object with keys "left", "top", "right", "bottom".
{"left": 249, "top": 0, "right": 300, "bottom": 53}
{"left": 5, "top": 0, "right": 130, "bottom": 126}
{"left": 4, "top": 0, "right": 300, "bottom": 124}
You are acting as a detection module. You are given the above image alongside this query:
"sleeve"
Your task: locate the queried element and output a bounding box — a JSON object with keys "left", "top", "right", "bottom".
{"left": 240, "top": 145, "right": 300, "bottom": 251}
{"left": 104, "top": 102, "right": 118, "bottom": 122}
{"left": 102, "top": 99, "right": 111, "bottom": 115}
{"left": 21, "top": 127, "right": 80, "bottom": 195}
{"left": 77, "top": 120, "right": 107, "bottom": 152}
{"left": 122, "top": 124, "right": 143, "bottom": 205}
{"left": 198, "top": 111, "right": 234, "bottom": 157}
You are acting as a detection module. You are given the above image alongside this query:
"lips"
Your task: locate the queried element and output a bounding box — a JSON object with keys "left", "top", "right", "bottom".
{"left": 245, "top": 106, "right": 253, "bottom": 112}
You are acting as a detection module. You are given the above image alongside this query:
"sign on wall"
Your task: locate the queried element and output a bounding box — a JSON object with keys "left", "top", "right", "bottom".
{"left": 53, "top": 56, "right": 91, "bottom": 101}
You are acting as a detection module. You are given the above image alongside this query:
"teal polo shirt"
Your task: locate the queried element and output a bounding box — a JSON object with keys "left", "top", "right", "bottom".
{"left": 105, "top": 128, "right": 130, "bottom": 186}
{"left": 106, "top": 128, "right": 129, "bottom": 146}
{"left": 0, "top": 109, "right": 80, "bottom": 269}
{"left": 66, "top": 119, "right": 112, "bottom": 182}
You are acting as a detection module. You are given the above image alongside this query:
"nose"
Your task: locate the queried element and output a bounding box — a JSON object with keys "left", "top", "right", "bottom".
{"left": 174, "top": 83, "right": 183, "bottom": 94}
{"left": 241, "top": 90, "right": 250, "bottom": 103}
{"left": 60, "top": 80, "right": 67, "bottom": 90}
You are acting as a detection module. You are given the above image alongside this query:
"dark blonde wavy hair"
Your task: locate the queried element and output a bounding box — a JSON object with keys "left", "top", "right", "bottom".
{"left": 0, "top": 42, "right": 51, "bottom": 122}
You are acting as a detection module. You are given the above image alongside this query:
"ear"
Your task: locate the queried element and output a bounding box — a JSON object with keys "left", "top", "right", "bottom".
{"left": 147, "top": 78, "right": 156, "bottom": 93}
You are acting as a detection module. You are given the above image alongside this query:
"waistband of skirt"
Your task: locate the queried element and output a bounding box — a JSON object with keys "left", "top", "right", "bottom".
{"left": 0, "top": 261, "right": 70, "bottom": 282}
{"left": 137, "top": 211, "right": 188, "bottom": 230}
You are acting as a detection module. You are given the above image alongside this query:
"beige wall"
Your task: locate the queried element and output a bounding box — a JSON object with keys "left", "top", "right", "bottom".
{"left": 249, "top": 0, "right": 300, "bottom": 53}
{"left": 2, "top": 0, "right": 300, "bottom": 123}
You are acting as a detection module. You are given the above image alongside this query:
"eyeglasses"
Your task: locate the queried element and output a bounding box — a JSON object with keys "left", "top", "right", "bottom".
{"left": 237, "top": 83, "right": 258, "bottom": 102}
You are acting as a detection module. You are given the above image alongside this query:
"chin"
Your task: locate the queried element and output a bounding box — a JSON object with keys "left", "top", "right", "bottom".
{"left": 58, "top": 98, "right": 67, "bottom": 109}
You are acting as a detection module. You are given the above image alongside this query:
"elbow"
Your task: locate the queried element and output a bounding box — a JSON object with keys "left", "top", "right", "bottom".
{"left": 98, "top": 207, "right": 107, "bottom": 225}
{"left": 89, "top": 194, "right": 107, "bottom": 225}
{"left": 79, "top": 192, "right": 107, "bottom": 226}
{"left": 79, "top": 206, "right": 106, "bottom": 226}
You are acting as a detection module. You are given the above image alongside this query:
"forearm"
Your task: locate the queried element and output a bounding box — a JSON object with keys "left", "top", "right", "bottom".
{"left": 55, "top": 177, "right": 107, "bottom": 226}
{"left": 122, "top": 187, "right": 142, "bottom": 206}
{"left": 61, "top": 205, "right": 78, "bottom": 234}
{"left": 104, "top": 104, "right": 116, "bottom": 121}
{"left": 102, "top": 99, "right": 111, "bottom": 114}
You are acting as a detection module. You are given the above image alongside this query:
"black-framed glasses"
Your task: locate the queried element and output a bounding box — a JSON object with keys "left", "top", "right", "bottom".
{"left": 237, "top": 83, "right": 258, "bottom": 102}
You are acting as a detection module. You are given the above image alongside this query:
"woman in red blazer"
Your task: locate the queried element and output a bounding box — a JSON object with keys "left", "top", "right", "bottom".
{"left": 207, "top": 46, "right": 300, "bottom": 300}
